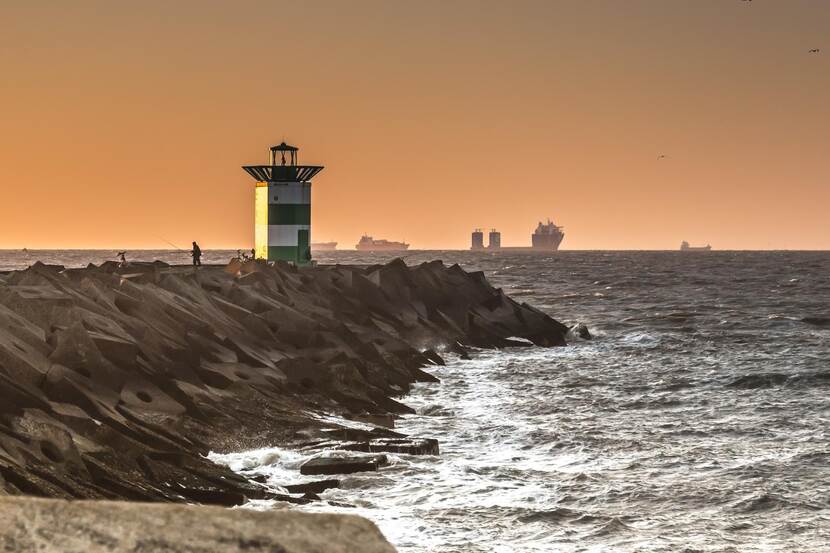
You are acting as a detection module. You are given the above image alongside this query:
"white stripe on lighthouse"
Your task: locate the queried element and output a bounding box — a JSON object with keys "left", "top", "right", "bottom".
{"left": 268, "top": 225, "right": 310, "bottom": 246}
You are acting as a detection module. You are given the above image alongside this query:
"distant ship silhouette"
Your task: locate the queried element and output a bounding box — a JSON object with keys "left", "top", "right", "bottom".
{"left": 356, "top": 235, "right": 409, "bottom": 251}
{"left": 680, "top": 241, "right": 712, "bottom": 251}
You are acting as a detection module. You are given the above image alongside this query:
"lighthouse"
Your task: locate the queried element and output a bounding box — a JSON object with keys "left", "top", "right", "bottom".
{"left": 242, "top": 142, "right": 324, "bottom": 265}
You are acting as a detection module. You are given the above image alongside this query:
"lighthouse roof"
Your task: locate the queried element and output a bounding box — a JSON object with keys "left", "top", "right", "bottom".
{"left": 242, "top": 165, "right": 324, "bottom": 182}
{"left": 270, "top": 142, "right": 298, "bottom": 152}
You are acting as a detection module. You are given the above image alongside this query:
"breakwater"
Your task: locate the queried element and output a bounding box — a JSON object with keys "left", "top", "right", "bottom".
{"left": 0, "top": 258, "right": 567, "bottom": 503}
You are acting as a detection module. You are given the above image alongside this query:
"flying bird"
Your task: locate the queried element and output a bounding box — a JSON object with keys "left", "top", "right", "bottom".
{"left": 808, "top": 49, "right": 820, "bottom": 54}
{"left": 657, "top": 155, "right": 668, "bottom": 160}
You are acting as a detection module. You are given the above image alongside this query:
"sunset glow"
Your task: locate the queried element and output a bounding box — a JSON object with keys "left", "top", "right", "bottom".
{"left": 1, "top": 1, "right": 827, "bottom": 250}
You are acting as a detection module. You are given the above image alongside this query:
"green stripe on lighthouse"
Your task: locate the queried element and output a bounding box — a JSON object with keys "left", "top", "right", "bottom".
{"left": 268, "top": 204, "right": 311, "bottom": 225}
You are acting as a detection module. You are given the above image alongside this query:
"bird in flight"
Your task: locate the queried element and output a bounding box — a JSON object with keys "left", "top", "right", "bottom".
{"left": 808, "top": 49, "right": 820, "bottom": 54}
{"left": 657, "top": 154, "right": 668, "bottom": 160}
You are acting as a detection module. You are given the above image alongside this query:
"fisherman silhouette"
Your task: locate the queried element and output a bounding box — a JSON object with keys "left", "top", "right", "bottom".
{"left": 191, "top": 242, "right": 202, "bottom": 266}
{"left": 117, "top": 251, "right": 128, "bottom": 267}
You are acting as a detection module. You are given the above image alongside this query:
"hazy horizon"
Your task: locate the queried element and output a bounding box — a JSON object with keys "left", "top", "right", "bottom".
{"left": 2, "top": 1, "right": 828, "bottom": 250}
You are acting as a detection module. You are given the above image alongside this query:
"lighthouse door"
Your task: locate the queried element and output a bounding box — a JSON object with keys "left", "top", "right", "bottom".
{"left": 297, "top": 229, "right": 310, "bottom": 263}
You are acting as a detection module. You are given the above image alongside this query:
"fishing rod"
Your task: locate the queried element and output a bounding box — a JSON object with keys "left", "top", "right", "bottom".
{"left": 156, "top": 236, "right": 188, "bottom": 253}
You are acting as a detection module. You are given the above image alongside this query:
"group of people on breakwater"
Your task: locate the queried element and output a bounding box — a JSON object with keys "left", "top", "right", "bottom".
{"left": 116, "top": 241, "right": 205, "bottom": 268}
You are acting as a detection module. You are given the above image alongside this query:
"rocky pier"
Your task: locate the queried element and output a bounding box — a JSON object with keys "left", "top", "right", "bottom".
{"left": 0, "top": 258, "right": 568, "bottom": 506}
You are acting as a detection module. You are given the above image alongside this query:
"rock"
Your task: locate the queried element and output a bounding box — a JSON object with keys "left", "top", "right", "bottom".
{"left": 300, "top": 455, "right": 389, "bottom": 476}
{"left": 337, "top": 438, "right": 439, "bottom": 456}
{"left": 283, "top": 479, "right": 341, "bottom": 494}
{"left": 347, "top": 413, "right": 397, "bottom": 428}
{"left": 0, "top": 495, "right": 397, "bottom": 553}
{"left": 421, "top": 348, "right": 445, "bottom": 365}
{"left": 569, "top": 322, "right": 592, "bottom": 340}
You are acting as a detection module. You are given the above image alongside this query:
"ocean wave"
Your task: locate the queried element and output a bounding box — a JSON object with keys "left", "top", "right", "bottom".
{"left": 731, "top": 493, "right": 823, "bottom": 513}
{"left": 726, "top": 371, "right": 830, "bottom": 389}
{"left": 589, "top": 517, "right": 634, "bottom": 537}
{"left": 619, "top": 397, "right": 683, "bottom": 410}
{"left": 801, "top": 317, "right": 830, "bottom": 327}
{"left": 791, "top": 451, "right": 830, "bottom": 464}
{"left": 515, "top": 506, "right": 622, "bottom": 526}
{"left": 559, "top": 376, "right": 605, "bottom": 388}
{"left": 417, "top": 404, "right": 456, "bottom": 416}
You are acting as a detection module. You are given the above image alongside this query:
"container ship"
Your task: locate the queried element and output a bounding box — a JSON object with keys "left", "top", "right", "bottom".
{"left": 680, "top": 241, "right": 711, "bottom": 251}
{"left": 311, "top": 242, "right": 337, "bottom": 251}
{"left": 531, "top": 219, "right": 565, "bottom": 251}
{"left": 355, "top": 235, "right": 410, "bottom": 251}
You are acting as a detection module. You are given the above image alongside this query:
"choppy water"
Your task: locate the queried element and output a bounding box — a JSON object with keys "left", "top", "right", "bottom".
{"left": 3, "top": 250, "right": 829, "bottom": 551}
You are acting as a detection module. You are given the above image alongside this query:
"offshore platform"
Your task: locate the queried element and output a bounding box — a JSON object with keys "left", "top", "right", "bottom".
{"left": 471, "top": 229, "right": 485, "bottom": 250}
{"left": 470, "top": 228, "right": 501, "bottom": 250}
{"left": 488, "top": 229, "right": 501, "bottom": 250}
{"left": 469, "top": 219, "right": 565, "bottom": 251}
{"left": 242, "top": 142, "right": 324, "bottom": 265}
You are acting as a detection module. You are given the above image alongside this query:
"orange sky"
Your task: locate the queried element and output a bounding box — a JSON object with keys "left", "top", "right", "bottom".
{"left": 1, "top": 1, "right": 828, "bottom": 250}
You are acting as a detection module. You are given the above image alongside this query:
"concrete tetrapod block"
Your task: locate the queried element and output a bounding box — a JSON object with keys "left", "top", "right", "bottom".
{"left": 0, "top": 496, "right": 397, "bottom": 553}
{"left": 336, "top": 438, "right": 440, "bottom": 456}
{"left": 300, "top": 454, "right": 389, "bottom": 476}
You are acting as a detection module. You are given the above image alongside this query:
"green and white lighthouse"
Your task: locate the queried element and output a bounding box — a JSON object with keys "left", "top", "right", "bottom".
{"left": 243, "top": 142, "right": 324, "bottom": 265}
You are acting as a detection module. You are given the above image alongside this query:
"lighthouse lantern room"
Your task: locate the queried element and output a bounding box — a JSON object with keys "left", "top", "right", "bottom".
{"left": 242, "top": 142, "right": 324, "bottom": 265}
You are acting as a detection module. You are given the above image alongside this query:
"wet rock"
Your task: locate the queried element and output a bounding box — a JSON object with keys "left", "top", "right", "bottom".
{"left": 300, "top": 455, "right": 389, "bottom": 476}
{"left": 283, "top": 479, "right": 340, "bottom": 494}
{"left": 569, "top": 322, "right": 592, "bottom": 340}
{"left": 347, "top": 413, "right": 397, "bottom": 428}
{"left": 321, "top": 426, "right": 405, "bottom": 441}
{"left": 421, "top": 348, "right": 446, "bottom": 365}
{"left": 337, "top": 438, "right": 439, "bottom": 456}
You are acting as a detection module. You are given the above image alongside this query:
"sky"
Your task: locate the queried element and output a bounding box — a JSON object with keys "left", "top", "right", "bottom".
{"left": 1, "top": 0, "right": 828, "bottom": 250}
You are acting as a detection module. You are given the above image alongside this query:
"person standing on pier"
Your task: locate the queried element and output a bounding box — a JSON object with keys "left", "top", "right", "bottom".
{"left": 191, "top": 241, "right": 202, "bottom": 266}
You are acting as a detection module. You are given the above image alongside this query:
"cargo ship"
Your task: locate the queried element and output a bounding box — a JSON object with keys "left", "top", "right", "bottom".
{"left": 311, "top": 242, "right": 337, "bottom": 251}
{"left": 532, "top": 219, "right": 565, "bottom": 251}
{"left": 680, "top": 241, "right": 711, "bottom": 251}
{"left": 355, "top": 235, "right": 410, "bottom": 251}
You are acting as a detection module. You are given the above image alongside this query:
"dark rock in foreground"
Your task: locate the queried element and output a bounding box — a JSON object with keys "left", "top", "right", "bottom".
{"left": 0, "top": 258, "right": 568, "bottom": 502}
{"left": 0, "top": 495, "right": 396, "bottom": 552}
{"left": 301, "top": 455, "right": 389, "bottom": 476}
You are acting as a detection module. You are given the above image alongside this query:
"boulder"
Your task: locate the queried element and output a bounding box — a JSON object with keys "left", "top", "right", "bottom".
{"left": 337, "top": 438, "right": 439, "bottom": 456}
{"left": 300, "top": 455, "right": 389, "bottom": 476}
{"left": 569, "top": 322, "right": 592, "bottom": 340}
{"left": 283, "top": 479, "right": 341, "bottom": 494}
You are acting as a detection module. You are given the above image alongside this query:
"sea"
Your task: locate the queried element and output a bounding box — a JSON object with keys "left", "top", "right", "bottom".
{"left": 2, "top": 249, "right": 828, "bottom": 552}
